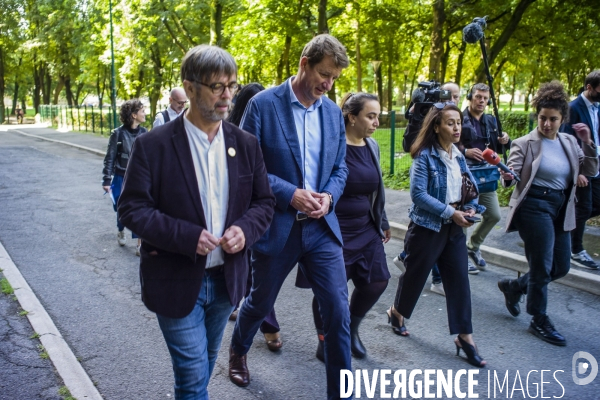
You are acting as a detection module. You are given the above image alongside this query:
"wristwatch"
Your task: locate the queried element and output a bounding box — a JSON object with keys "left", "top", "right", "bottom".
{"left": 324, "top": 192, "right": 333, "bottom": 213}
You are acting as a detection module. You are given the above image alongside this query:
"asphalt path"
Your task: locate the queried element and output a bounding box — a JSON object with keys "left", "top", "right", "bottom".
{"left": 1, "top": 128, "right": 599, "bottom": 399}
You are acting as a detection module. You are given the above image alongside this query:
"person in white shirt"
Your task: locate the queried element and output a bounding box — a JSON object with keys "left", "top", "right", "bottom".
{"left": 152, "top": 87, "right": 188, "bottom": 128}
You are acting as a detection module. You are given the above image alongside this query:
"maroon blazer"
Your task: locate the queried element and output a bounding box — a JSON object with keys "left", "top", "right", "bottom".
{"left": 118, "top": 114, "right": 275, "bottom": 318}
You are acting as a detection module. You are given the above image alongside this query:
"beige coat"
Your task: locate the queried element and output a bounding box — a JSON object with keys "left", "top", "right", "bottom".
{"left": 503, "top": 128, "right": 598, "bottom": 233}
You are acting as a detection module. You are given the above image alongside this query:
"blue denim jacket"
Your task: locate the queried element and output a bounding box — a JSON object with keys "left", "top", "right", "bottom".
{"left": 408, "top": 145, "right": 486, "bottom": 232}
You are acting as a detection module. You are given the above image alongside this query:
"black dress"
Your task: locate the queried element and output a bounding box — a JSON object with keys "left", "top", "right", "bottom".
{"left": 337, "top": 144, "right": 390, "bottom": 283}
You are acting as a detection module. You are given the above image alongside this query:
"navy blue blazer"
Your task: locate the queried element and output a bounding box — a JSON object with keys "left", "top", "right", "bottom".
{"left": 118, "top": 115, "right": 275, "bottom": 318}
{"left": 561, "top": 95, "right": 600, "bottom": 176}
{"left": 240, "top": 79, "right": 349, "bottom": 255}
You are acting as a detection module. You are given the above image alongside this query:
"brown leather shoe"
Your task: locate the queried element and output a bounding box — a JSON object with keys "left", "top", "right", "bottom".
{"left": 263, "top": 332, "right": 282, "bottom": 352}
{"left": 229, "top": 346, "right": 250, "bottom": 387}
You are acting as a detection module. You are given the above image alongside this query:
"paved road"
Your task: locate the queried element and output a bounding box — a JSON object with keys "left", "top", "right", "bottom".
{"left": 1, "top": 127, "right": 599, "bottom": 399}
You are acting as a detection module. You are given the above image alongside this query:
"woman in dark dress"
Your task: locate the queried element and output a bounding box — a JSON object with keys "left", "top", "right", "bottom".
{"left": 306, "top": 92, "right": 391, "bottom": 360}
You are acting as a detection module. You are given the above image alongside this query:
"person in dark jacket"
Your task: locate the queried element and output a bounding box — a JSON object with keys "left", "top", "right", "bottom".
{"left": 102, "top": 99, "right": 147, "bottom": 255}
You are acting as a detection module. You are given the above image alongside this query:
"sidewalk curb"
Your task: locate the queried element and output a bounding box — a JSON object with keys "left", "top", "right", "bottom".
{"left": 389, "top": 221, "right": 600, "bottom": 297}
{"left": 0, "top": 242, "right": 104, "bottom": 400}
{"left": 12, "top": 128, "right": 105, "bottom": 157}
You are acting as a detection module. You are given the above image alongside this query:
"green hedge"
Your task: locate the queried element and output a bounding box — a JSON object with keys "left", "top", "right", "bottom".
{"left": 498, "top": 111, "right": 533, "bottom": 139}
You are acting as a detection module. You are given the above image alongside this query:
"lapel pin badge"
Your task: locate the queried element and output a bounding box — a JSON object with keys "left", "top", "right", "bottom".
{"left": 228, "top": 147, "right": 236, "bottom": 157}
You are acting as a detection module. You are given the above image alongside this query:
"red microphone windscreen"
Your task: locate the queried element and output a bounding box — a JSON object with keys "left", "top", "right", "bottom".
{"left": 482, "top": 148, "right": 500, "bottom": 165}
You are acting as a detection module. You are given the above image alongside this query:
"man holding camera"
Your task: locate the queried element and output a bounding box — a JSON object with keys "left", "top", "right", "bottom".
{"left": 459, "top": 83, "right": 510, "bottom": 274}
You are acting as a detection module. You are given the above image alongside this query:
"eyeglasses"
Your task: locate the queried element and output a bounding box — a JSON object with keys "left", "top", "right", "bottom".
{"left": 173, "top": 100, "right": 188, "bottom": 106}
{"left": 433, "top": 101, "right": 456, "bottom": 109}
{"left": 197, "top": 81, "right": 239, "bottom": 96}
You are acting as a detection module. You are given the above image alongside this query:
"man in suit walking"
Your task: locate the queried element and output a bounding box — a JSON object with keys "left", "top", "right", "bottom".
{"left": 561, "top": 70, "right": 600, "bottom": 270}
{"left": 118, "top": 45, "right": 275, "bottom": 399}
{"left": 228, "top": 34, "right": 351, "bottom": 399}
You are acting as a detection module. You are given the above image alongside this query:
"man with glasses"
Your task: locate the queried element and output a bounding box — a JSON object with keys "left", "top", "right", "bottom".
{"left": 459, "top": 83, "right": 510, "bottom": 274}
{"left": 152, "top": 87, "right": 188, "bottom": 128}
{"left": 229, "top": 34, "right": 351, "bottom": 400}
{"left": 118, "top": 45, "right": 275, "bottom": 399}
{"left": 560, "top": 70, "right": 600, "bottom": 270}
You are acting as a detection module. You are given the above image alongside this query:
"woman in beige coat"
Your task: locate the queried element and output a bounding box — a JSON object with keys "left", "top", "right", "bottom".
{"left": 497, "top": 81, "right": 598, "bottom": 346}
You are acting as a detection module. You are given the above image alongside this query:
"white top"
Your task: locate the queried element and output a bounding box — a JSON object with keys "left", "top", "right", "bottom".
{"left": 153, "top": 106, "right": 182, "bottom": 128}
{"left": 438, "top": 144, "right": 464, "bottom": 204}
{"left": 581, "top": 94, "right": 599, "bottom": 156}
{"left": 183, "top": 115, "right": 229, "bottom": 268}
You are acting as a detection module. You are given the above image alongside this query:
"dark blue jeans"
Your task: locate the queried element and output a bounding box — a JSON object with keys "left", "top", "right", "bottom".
{"left": 232, "top": 218, "right": 351, "bottom": 400}
{"left": 513, "top": 186, "right": 571, "bottom": 317}
{"left": 111, "top": 174, "right": 138, "bottom": 238}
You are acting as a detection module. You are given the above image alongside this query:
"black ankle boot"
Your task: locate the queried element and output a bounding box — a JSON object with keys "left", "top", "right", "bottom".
{"left": 315, "top": 329, "right": 325, "bottom": 362}
{"left": 350, "top": 314, "right": 366, "bottom": 358}
{"left": 529, "top": 315, "right": 566, "bottom": 346}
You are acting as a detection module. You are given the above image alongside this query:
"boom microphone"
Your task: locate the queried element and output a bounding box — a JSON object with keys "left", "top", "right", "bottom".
{"left": 411, "top": 88, "right": 426, "bottom": 104}
{"left": 482, "top": 148, "right": 521, "bottom": 182}
{"left": 463, "top": 16, "right": 487, "bottom": 44}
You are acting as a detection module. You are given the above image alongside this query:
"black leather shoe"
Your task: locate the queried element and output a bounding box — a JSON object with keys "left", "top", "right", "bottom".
{"left": 528, "top": 315, "right": 566, "bottom": 346}
{"left": 315, "top": 330, "right": 325, "bottom": 363}
{"left": 497, "top": 279, "right": 522, "bottom": 317}
{"left": 229, "top": 346, "right": 250, "bottom": 387}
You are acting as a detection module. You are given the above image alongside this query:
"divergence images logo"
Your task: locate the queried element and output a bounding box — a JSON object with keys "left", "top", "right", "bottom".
{"left": 572, "top": 351, "right": 598, "bottom": 386}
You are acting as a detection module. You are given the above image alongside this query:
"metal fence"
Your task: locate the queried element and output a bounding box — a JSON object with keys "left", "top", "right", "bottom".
{"left": 372, "top": 111, "right": 412, "bottom": 176}
{"left": 39, "top": 104, "right": 121, "bottom": 135}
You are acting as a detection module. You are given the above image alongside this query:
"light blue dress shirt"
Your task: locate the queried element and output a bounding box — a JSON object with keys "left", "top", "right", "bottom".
{"left": 288, "top": 77, "right": 322, "bottom": 193}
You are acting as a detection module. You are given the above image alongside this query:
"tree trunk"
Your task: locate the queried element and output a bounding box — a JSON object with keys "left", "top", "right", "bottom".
{"left": 509, "top": 73, "right": 516, "bottom": 111}
{"left": 0, "top": 47, "right": 5, "bottom": 122}
{"left": 440, "top": 36, "right": 450, "bottom": 83}
{"left": 428, "top": 0, "right": 445, "bottom": 81}
{"left": 355, "top": 6, "right": 362, "bottom": 92}
{"left": 276, "top": 36, "right": 292, "bottom": 85}
{"left": 43, "top": 70, "right": 52, "bottom": 104}
{"left": 11, "top": 57, "right": 22, "bottom": 114}
{"left": 476, "top": 0, "right": 537, "bottom": 82}
{"left": 210, "top": 1, "right": 223, "bottom": 46}
{"left": 455, "top": 41, "right": 467, "bottom": 86}
{"left": 318, "top": 0, "right": 328, "bottom": 33}
{"left": 64, "top": 76, "right": 74, "bottom": 106}
{"left": 53, "top": 76, "right": 65, "bottom": 105}
{"left": 74, "top": 82, "right": 84, "bottom": 106}
{"left": 33, "top": 66, "right": 42, "bottom": 113}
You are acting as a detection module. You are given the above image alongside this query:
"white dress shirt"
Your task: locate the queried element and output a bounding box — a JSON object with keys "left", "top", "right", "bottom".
{"left": 581, "top": 94, "right": 599, "bottom": 156}
{"left": 183, "top": 115, "right": 229, "bottom": 268}
{"left": 153, "top": 106, "right": 182, "bottom": 128}
{"left": 439, "top": 144, "right": 464, "bottom": 204}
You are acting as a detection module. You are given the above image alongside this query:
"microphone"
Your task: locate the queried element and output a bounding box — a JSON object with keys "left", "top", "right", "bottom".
{"left": 411, "top": 88, "right": 426, "bottom": 104}
{"left": 482, "top": 148, "right": 520, "bottom": 182}
{"left": 463, "top": 16, "right": 487, "bottom": 44}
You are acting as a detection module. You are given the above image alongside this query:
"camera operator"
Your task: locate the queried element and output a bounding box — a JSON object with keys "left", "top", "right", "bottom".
{"left": 458, "top": 83, "right": 510, "bottom": 274}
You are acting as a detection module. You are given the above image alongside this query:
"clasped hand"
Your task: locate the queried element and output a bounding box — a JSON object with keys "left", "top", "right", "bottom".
{"left": 290, "top": 188, "right": 330, "bottom": 219}
{"left": 452, "top": 209, "right": 476, "bottom": 228}
{"left": 196, "top": 225, "right": 245, "bottom": 256}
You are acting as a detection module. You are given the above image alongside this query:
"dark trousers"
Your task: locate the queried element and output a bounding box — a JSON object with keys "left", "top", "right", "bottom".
{"left": 232, "top": 218, "right": 351, "bottom": 400}
{"left": 572, "top": 175, "right": 600, "bottom": 253}
{"left": 394, "top": 221, "right": 472, "bottom": 334}
{"left": 513, "top": 186, "right": 571, "bottom": 316}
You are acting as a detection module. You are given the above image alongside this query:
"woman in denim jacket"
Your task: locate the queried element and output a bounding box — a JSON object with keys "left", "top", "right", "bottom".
{"left": 387, "top": 103, "right": 487, "bottom": 367}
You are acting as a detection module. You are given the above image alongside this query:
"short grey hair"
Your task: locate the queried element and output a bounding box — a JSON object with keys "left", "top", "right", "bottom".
{"left": 301, "top": 34, "right": 349, "bottom": 69}
{"left": 472, "top": 83, "right": 489, "bottom": 93}
{"left": 180, "top": 45, "right": 237, "bottom": 84}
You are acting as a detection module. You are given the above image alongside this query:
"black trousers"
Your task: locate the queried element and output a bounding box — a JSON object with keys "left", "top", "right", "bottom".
{"left": 572, "top": 175, "right": 600, "bottom": 253}
{"left": 394, "top": 221, "right": 473, "bottom": 334}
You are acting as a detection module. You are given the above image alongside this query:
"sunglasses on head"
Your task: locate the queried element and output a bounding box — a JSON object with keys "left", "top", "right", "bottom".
{"left": 433, "top": 101, "right": 456, "bottom": 109}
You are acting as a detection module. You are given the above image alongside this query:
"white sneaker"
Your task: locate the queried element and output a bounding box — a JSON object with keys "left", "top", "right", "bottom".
{"left": 393, "top": 256, "right": 406, "bottom": 273}
{"left": 135, "top": 244, "right": 141, "bottom": 257}
{"left": 571, "top": 250, "right": 599, "bottom": 270}
{"left": 430, "top": 282, "right": 445, "bottom": 296}
{"left": 467, "top": 261, "right": 479, "bottom": 275}
{"left": 117, "top": 230, "right": 126, "bottom": 246}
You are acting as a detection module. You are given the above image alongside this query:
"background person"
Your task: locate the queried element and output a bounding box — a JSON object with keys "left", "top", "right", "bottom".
{"left": 118, "top": 45, "right": 275, "bottom": 399}
{"left": 497, "top": 81, "right": 598, "bottom": 346}
{"left": 387, "top": 103, "right": 487, "bottom": 368}
{"left": 459, "top": 83, "right": 510, "bottom": 274}
{"left": 102, "top": 99, "right": 147, "bottom": 255}
{"left": 226, "top": 82, "right": 282, "bottom": 352}
{"left": 152, "top": 87, "right": 188, "bottom": 128}
{"left": 560, "top": 70, "right": 600, "bottom": 270}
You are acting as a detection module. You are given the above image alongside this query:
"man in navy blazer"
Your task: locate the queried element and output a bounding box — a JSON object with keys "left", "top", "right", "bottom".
{"left": 118, "top": 45, "right": 275, "bottom": 399}
{"left": 561, "top": 70, "right": 600, "bottom": 270}
{"left": 229, "top": 35, "right": 351, "bottom": 399}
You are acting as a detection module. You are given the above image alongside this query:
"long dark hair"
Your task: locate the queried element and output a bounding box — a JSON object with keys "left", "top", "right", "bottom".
{"left": 339, "top": 92, "right": 379, "bottom": 127}
{"left": 410, "top": 104, "right": 463, "bottom": 159}
{"left": 227, "top": 83, "right": 265, "bottom": 127}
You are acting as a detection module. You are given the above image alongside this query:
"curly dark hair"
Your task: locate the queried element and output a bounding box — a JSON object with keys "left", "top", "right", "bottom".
{"left": 119, "top": 99, "right": 144, "bottom": 127}
{"left": 531, "top": 81, "right": 570, "bottom": 121}
{"left": 339, "top": 92, "right": 379, "bottom": 127}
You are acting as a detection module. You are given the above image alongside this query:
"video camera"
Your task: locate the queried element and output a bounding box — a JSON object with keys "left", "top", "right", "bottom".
{"left": 411, "top": 81, "right": 452, "bottom": 122}
{"left": 402, "top": 80, "right": 452, "bottom": 152}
